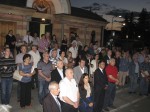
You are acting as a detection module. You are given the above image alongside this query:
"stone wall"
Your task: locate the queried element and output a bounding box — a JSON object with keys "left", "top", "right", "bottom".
{"left": 53, "top": 14, "right": 106, "bottom": 46}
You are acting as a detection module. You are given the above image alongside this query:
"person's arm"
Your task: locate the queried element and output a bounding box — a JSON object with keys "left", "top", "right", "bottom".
{"left": 106, "top": 67, "right": 119, "bottom": 83}
{"left": 38, "top": 70, "right": 50, "bottom": 82}
{"left": 37, "top": 61, "right": 50, "bottom": 81}
{"left": 62, "top": 96, "right": 75, "bottom": 106}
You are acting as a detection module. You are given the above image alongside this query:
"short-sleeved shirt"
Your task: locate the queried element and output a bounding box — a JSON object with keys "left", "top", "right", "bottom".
{"left": 105, "top": 64, "right": 118, "bottom": 83}
{"left": 59, "top": 77, "right": 79, "bottom": 102}
{"left": 37, "top": 60, "right": 53, "bottom": 81}
{"left": 15, "top": 53, "right": 25, "bottom": 64}
{"left": 19, "top": 63, "right": 32, "bottom": 83}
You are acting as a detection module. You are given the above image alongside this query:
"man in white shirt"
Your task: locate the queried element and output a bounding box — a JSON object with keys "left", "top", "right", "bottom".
{"left": 43, "top": 81, "right": 61, "bottom": 112}
{"left": 69, "top": 40, "right": 78, "bottom": 59}
{"left": 59, "top": 68, "right": 80, "bottom": 112}
{"left": 23, "top": 31, "right": 33, "bottom": 50}
{"left": 28, "top": 45, "right": 41, "bottom": 89}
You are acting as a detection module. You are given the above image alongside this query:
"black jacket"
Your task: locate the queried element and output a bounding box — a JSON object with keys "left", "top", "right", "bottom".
{"left": 79, "top": 83, "right": 93, "bottom": 104}
{"left": 94, "top": 68, "right": 108, "bottom": 91}
{"left": 51, "top": 68, "right": 65, "bottom": 83}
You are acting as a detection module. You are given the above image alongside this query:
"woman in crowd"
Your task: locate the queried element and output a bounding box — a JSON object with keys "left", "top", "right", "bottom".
{"left": 19, "top": 54, "right": 35, "bottom": 108}
{"left": 59, "top": 50, "right": 68, "bottom": 68}
{"left": 90, "top": 54, "right": 99, "bottom": 76}
{"left": 67, "top": 51, "right": 75, "bottom": 68}
{"left": 61, "top": 35, "right": 68, "bottom": 52}
{"left": 0, "top": 47, "right": 16, "bottom": 105}
{"left": 51, "top": 34, "right": 58, "bottom": 48}
{"left": 78, "top": 73, "right": 93, "bottom": 112}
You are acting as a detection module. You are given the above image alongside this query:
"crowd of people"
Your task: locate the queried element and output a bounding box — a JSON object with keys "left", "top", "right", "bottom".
{"left": 0, "top": 30, "right": 150, "bottom": 112}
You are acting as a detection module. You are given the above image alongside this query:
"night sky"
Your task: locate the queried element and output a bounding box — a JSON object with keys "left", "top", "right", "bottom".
{"left": 70, "top": 0, "right": 150, "bottom": 12}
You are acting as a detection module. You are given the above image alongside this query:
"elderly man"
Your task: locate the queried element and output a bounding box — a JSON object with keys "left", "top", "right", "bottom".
{"left": 49, "top": 49, "right": 59, "bottom": 70}
{"left": 73, "top": 58, "right": 88, "bottom": 84}
{"left": 104, "top": 58, "right": 119, "bottom": 111}
{"left": 51, "top": 60, "right": 65, "bottom": 83}
{"left": 43, "top": 81, "right": 62, "bottom": 112}
{"left": 37, "top": 52, "right": 53, "bottom": 105}
{"left": 59, "top": 68, "right": 80, "bottom": 112}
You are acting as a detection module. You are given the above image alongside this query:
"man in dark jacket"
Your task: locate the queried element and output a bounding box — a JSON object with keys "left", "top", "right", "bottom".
{"left": 43, "top": 81, "right": 61, "bottom": 112}
{"left": 94, "top": 60, "right": 108, "bottom": 112}
{"left": 5, "top": 30, "right": 16, "bottom": 56}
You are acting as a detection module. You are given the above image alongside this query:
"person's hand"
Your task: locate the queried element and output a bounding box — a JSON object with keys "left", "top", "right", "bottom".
{"left": 26, "top": 73, "right": 32, "bottom": 77}
{"left": 115, "top": 79, "right": 119, "bottom": 85}
{"left": 119, "top": 82, "right": 123, "bottom": 86}
{"left": 104, "top": 85, "right": 108, "bottom": 90}
{"left": 45, "top": 77, "right": 51, "bottom": 82}
{"left": 3, "top": 66, "right": 7, "bottom": 69}
{"left": 73, "top": 102, "right": 78, "bottom": 108}
{"left": 89, "top": 102, "right": 93, "bottom": 107}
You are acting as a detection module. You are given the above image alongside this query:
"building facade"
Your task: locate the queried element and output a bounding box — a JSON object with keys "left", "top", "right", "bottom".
{"left": 0, "top": 0, "right": 107, "bottom": 49}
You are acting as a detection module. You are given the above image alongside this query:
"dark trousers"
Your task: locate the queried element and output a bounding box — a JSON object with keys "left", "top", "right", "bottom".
{"left": 61, "top": 102, "right": 78, "bottom": 112}
{"left": 140, "top": 77, "right": 149, "bottom": 95}
{"left": 104, "top": 82, "right": 116, "bottom": 108}
{"left": 17, "top": 81, "right": 20, "bottom": 101}
{"left": 31, "top": 68, "right": 38, "bottom": 88}
{"left": 94, "top": 88, "right": 105, "bottom": 112}
{"left": 20, "top": 81, "right": 31, "bottom": 107}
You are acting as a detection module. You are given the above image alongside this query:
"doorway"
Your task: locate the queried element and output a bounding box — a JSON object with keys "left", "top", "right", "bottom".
{"left": 0, "top": 21, "right": 16, "bottom": 50}
{"left": 29, "top": 17, "right": 52, "bottom": 38}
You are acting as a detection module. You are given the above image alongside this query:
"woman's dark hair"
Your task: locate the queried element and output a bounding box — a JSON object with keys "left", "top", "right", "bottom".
{"left": 59, "top": 50, "right": 65, "bottom": 55}
{"left": 23, "top": 54, "right": 31, "bottom": 62}
{"left": 84, "top": 45, "right": 88, "bottom": 49}
{"left": 79, "top": 73, "right": 89, "bottom": 90}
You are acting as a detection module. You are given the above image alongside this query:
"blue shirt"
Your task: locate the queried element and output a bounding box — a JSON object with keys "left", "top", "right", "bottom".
{"left": 19, "top": 63, "right": 32, "bottom": 83}
{"left": 119, "top": 58, "right": 129, "bottom": 72}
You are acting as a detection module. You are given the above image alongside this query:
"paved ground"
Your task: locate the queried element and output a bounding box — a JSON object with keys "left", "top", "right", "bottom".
{"left": 3, "top": 82, "right": 150, "bottom": 112}
{"left": 114, "top": 96, "right": 150, "bottom": 112}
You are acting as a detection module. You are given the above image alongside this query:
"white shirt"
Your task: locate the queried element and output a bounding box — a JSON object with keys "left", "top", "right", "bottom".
{"left": 28, "top": 50, "right": 41, "bottom": 68}
{"left": 59, "top": 77, "right": 79, "bottom": 102}
{"left": 57, "top": 68, "right": 64, "bottom": 79}
{"left": 59, "top": 57, "right": 68, "bottom": 64}
{"left": 90, "top": 59, "right": 97, "bottom": 74}
{"left": 69, "top": 47, "right": 78, "bottom": 59}
{"left": 80, "top": 67, "right": 85, "bottom": 74}
{"left": 23, "top": 35, "right": 33, "bottom": 44}
{"left": 99, "top": 68, "right": 104, "bottom": 74}
{"left": 33, "top": 37, "right": 40, "bottom": 45}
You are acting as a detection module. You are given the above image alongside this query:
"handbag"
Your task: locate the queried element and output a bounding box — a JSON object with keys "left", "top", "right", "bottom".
{"left": 13, "top": 70, "right": 23, "bottom": 81}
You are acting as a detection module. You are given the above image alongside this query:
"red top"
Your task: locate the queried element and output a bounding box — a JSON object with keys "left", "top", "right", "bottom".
{"left": 105, "top": 64, "right": 118, "bottom": 83}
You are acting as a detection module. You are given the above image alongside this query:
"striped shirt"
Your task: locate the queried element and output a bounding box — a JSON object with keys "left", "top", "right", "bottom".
{"left": 0, "top": 57, "right": 17, "bottom": 78}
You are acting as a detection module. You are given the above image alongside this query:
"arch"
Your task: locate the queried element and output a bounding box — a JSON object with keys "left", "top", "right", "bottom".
{"left": 26, "top": 0, "right": 71, "bottom": 14}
